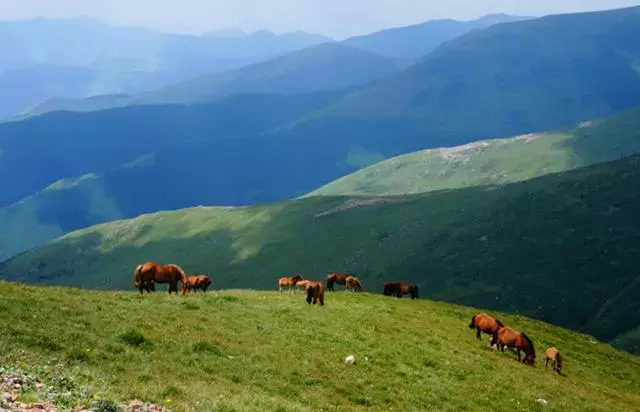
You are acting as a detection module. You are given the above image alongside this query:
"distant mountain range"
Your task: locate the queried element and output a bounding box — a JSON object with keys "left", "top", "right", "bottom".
{"left": 0, "top": 17, "right": 332, "bottom": 119}
{"left": 342, "top": 13, "right": 533, "bottom": 59}
{"left": 1, "top": 13, "right": 529, "bottom": 119}
{"left": 2, "top": 6, "right": 640, "bottom": 262}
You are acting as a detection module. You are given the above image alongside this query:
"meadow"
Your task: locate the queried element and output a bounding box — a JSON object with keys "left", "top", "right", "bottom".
{"left": 0, "top": 281, "right": 639, "bottom": 411}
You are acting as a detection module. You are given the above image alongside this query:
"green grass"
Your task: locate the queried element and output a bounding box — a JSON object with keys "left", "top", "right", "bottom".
{"left": 3, "top": 155, "right": 640, "bottom": 356}
{"left": 0, "top": 281, "right": 638, "bottom": 411}
{"left": 309, "top": 107, "right": 640, "bottom": 197}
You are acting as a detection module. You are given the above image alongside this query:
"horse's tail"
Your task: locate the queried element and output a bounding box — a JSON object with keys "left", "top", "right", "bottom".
{"left": 326, "top": 274, "right": 334, "bottom": 289}
{"left": 172, "top": 264, "right": 189, "bottom": 296}
{"left": 495, "top": 318, "right": 505, "bottom": 328}
{"left": 133, "top": 264, "right": 144, "bottom": 288}
{"left": 469, "top": 315, "right": 477, "bottom": 329}
{"left": 520, "top": 331, "right": 535, "bottom": 356}
{"left": 306, "top": 284, "right": 314, "bottom": 304}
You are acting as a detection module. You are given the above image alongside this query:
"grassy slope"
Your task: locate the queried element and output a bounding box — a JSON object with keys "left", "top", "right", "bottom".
{"left": 0, "top": 282, "right": 638, "bottom": 411}
{"left": 3, "top": 155, "right": 640, "bottom": 354}
{"left": 5, "top": 106, "right": 640, "bottom": 262}
{"left": 309, "top": 107, "right": 640, "bottom": 196}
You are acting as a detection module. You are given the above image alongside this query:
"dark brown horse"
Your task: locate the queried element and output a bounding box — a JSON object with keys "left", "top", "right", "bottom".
{"left": 469, "top": 313, "right": 504, "bottom": 347}
{"left": 326, "top": 273, "right": 351, "bottom": 291}
{"left": 545, "top": 347, "right": 564, "bottom": 375}
{"left": 133, "top": 261, "right": 189, "bottom": 296}
{"left": 383, "top": 282, "right": 419, "bottom": 299}
{"left": 497, "top": 326, "right": 536, "bottom": 365}
{"left": 278, "top": 274, "right": 303, "bottom": 292}
{"left": 345, "top": 275, "right": 364, "bottom": 292}
{"left": 305, "top": 281, "right": 325, "bottom": 306}
{"left": 185, "top": 275, "right": 212, "bottom": 293}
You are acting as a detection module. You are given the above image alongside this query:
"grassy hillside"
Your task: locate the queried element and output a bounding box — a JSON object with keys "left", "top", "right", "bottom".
{"left": 3, "top": 155, "right": 640, "bottom": 354}
{"left": 309, "top": 107, "right": 640, "bottom": 196}
{"left": 4, "top": 106, "right": 640, "bottom": 262}
{"left": 0, "top": 282, "right": 638, "bottom": 411}
{"left": 342, "top": 13, "right": 532, "bottom": 59}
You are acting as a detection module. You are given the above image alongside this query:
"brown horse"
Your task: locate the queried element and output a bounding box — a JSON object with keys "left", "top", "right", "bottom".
{"left": 497, "top": 326, "right": 536, "bottom": 365}
{"left": 345, "top": 275, "right": 363, "bottom": 292}
{"left": 326, "top": 273, "right": 351, "bottom": 291}
{"left": 185, "top": 275, "right": 212, "bottom": 293}
{"left": 296, "top": 280, "right": 312, "bottom": 291}
{"left": 469, "top": 313, "right": 505, "bottom": 347}
{"left": 278, "top": 274, "right": 303, "bottom": 292}
{"left": 305, "top": 281, "right": 325, "bottom": 306}
{"left": 383, "top": 282, "right": 419, "bottom": 299}
{"left": 133, "top": 261, "right": 189, "bottom": 296}
{"left": 545, "top": 347, "right": 564, "bottom": 375}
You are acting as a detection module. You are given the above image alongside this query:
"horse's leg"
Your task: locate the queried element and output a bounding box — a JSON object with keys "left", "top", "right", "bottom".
{"left": 545, "top": 358, "right": 549, "bottom": 368}
{"left": 517, "top": 349, "right": 522, "bottom": 362}
{"left": 476, "top": 328, "right": 481, "bottom": 340}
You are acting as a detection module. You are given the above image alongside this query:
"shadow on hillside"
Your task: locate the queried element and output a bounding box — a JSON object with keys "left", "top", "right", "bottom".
{"left": 4, "top": 165, "right": 640, "bottom": 352}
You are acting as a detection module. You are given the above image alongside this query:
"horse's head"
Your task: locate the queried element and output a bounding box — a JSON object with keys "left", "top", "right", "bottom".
{"left": 292, "top": 274, "right": 303, "bottom": 284}
{"left": 524, "top": 353, "right": 536, "bottom": 365}
{"left": 555, "top": 353, "right": 564, "bottom": 373}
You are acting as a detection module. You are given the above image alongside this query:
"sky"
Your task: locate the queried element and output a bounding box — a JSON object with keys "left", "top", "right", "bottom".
{"left": 0, "top": 0, "right": 638, "bottom": 38}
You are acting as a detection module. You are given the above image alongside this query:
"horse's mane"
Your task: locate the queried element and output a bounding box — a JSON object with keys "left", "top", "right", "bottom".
{"left": 495, "top": 318, "right": 505, "bottom": 328}
{"left": 520, "top": 331, "right": 535, "bottom": 355}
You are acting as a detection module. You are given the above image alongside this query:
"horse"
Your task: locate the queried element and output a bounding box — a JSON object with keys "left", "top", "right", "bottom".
{"left": 497, "top": 326, "right": 536, "bottom": 365}
{"left": 469, "top": 313, "right": 504, "bottom": 347}
{"left": 296, "top": 280, "right": 312, "bottom": 291}
{"left": 185, "top": 274, "right": 212, "bottom": 293}
{"left": 133, "top": 261, "right": 189, "bottom": 296}
{"left": 545, "top": 347, "right": 564, "bottom": 375}
{"left": 326, "top": 273, "right": 351, "bottom": 291}
{"left": 278, "top": 274, "right": 303, "bottom": 292}
{"left": 345, "top": 275, "right": 363, "bottom": 292}
{"left": 383, "top": 282, "right": 419, "bottom": 299}
{"left": 305, "top": 281, "right": 325, "bottom": 306}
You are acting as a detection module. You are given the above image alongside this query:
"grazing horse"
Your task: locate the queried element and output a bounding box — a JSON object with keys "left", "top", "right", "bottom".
{"left": 545, "top": 347, "right": 564, "bottom": 375}
{"left": 133, "top": 261, "right": 189, "bottom": 295}
{"left": 345, "top": 275, "right": 363, "bottom": 292}
{"left": 326, "top": 273, "right": 351, "bottom": 291}
{"left": 185, "top": 275, "right": 212, "bottom": 293}
{"left": 469, "top": 313, "right": 504, "bottom": 347}
{"left": 305, "top": 281, "right": 325, "bottom": 306}
{"left": 296, "top": 280, "right": 312, "bottom": 291}
{"left": 383, "top": 282, "right": 419, "bottom": 299}
{"left": 497, "top": 326, "right": 536, "bottom": 365}
{"left": 278, "top": 274, "right": 303, "bottom": 292}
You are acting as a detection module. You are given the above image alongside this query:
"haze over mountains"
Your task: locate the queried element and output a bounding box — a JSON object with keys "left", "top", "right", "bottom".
{"left": 0, "top": 13, "right": 530, "bottom": 119}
